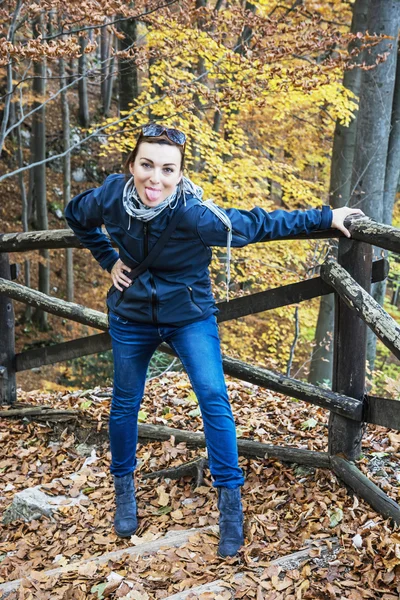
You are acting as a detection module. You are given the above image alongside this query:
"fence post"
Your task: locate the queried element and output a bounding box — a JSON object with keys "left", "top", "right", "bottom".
{"left": 0, "top": 252, "right": 16, "bottom": 405}
{"left": 329, "top": 238, "right": 372, "bottom": 460}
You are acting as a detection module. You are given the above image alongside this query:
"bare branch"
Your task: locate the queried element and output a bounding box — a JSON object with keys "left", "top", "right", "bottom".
{"left": 42, "top": 0, "right": 180, "bottom": 42}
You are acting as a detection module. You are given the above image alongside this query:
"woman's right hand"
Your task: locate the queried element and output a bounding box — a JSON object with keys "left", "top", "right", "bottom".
{"left": 111, "top": 259, "right": 132, "bottom": 292}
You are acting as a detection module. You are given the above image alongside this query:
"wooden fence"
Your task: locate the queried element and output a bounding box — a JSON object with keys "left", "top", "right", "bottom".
{"left": 1, "top": 214, "right": 400, "bottom": 522}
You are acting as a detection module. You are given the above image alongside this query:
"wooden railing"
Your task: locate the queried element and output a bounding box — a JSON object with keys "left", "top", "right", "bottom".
{"left": 1, "top": 215, "right": 400, "bottom": 522}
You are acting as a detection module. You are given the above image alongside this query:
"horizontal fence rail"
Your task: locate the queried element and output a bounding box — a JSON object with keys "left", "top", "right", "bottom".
{"left": 0, "top": 276, "right": 364, "bottom": 420}
{"left": 0, "top": 215, "right": 398, "bottom": 253}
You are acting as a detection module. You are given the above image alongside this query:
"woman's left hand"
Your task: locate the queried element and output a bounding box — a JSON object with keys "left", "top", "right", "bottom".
{"left": 331, "top": 207, "right": 365, "bottom": 238}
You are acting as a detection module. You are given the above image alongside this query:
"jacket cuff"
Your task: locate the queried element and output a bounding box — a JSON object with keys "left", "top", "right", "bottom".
{"left": 319, "top": 205, "right": 333, "bottom": 230}
{"left": 103, "top": 254, "right": 119, "bottom": 273}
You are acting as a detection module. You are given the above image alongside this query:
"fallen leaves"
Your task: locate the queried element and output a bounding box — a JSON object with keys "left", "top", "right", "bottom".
{"left": 1, "top": 375, "right": 400, "bottom": 598}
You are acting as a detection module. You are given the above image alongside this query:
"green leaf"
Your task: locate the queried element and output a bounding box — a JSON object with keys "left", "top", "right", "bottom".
{"left": 80, "top": 400, "right": 93, "bottom": 410}
{"left": 90, "top": 582, "right": 107, "bottom": 600}
{"left": 301, "top": 417, "right": 318, "bottom": 430}
{"left": 162, "top": 406, "right": 171, "bottom": 415}
{"left": 138, "top": 410, "right": 148, "bottom": 422}
{"left": 329, "top": 507, "right": 343, "bottom": 528}
{"left": 371, "top": 452, "right": 388, "bottom": 458}
{"left": 157, "top": 505, "right": 173, "bottom": 515}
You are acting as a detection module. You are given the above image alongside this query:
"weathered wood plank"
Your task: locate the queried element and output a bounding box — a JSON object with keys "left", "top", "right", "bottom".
{"left": 0, "top": 228, "right": 338, "bottom": 252}
{"left": 331, "top": 456, "right": 400, "bottom": 524}
{"left": 0, "top": 228, "right": 117, "bottom": 252}
{"left": 321, "top": 259, "right": 400, "bottom": 360}
{"left": 0, "top": 407, "right": 78, "bottom": 419}
{"left": 217, "top": 278, "right": 332, "bottom": 322}
{"left": 2, "top": 217, "right": 399, "bottom": 254}
{"left": 364, "top": 395, "right": 400, "bottom": 430}
{"left": 345, "top": 214, "right": 400, "bottom": 254}
{"left": 136, "top": 424, "right": 331, "bottom": 467}
{"left": 0, "top": 278, "right": 108, "bottom": 330}
{"left": 14, "top": 332, "right": 112, "bottom": 371}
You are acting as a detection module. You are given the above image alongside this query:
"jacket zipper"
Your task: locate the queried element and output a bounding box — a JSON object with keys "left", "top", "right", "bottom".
{"left": 232, "top": 228, "right": 247, "bottom": 241}
{"left": 144, "top": 223, "right": 158, "bottom": 323}
{"left": 187, "top": 286, "right": 202, "bottom": 312}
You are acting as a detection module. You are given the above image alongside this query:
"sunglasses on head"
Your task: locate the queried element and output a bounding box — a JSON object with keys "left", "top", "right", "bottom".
{"left": 141, "top": 124, "right": 186, "bottom": 146}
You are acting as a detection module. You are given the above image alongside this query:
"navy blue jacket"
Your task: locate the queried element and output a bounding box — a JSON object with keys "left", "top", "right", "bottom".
{"left": 64, "top": 173, "right": 332, "bottom": 326}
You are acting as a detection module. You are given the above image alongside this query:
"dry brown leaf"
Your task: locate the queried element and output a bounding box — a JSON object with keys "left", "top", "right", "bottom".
{"left": 77, "top": 561, "right": 98, "bottom": 577}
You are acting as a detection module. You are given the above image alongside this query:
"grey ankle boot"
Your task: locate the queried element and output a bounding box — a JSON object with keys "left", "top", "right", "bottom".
{"left": 113, "top": 473, "right": 138, "bottom": 538}
{"left": 217, "top": 486, "right": 244, "bottom": 558}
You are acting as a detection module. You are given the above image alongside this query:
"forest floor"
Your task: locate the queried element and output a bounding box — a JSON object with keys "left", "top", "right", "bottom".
{"left": 1, "top": 373, "right": 400, "bottom": 599}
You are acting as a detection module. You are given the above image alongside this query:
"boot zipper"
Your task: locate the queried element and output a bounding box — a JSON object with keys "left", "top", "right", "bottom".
{"left": 144, "top": 223, "right": 158, "bottom": 323}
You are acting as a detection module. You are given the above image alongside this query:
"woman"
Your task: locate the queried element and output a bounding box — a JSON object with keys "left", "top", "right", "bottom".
{"left": 64, "top": 123, "right": 364, "bottom": 558}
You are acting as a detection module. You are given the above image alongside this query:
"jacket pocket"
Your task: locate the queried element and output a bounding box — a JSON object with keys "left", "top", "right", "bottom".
{"left": 187, "top": 286, "right": 202, "bottom": 312}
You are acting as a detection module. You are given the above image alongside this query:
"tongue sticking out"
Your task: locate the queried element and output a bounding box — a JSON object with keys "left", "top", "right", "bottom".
{"left": 145, "top": 188, "right": 162, "bottom": 202}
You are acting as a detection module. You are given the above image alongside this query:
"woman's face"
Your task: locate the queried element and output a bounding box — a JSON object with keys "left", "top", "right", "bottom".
{"left": 129, "top": 141, "right": 183, "bottom": 207}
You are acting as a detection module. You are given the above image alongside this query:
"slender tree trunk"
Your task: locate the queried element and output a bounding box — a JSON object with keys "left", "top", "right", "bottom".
{"left": 31, "top": 13, "right": 49, "bottom": 330}
{"left": 60, "top": 50, "right": 74, "bottom": 303}
{"left": 104, "top": 41, "right": 116, "bottom": 117}
{"left": 308, "top": 0, "right": 370, "bottom": 386}
{"left": 100, "top": 18, "right": 109, "bottom": 115}
{"left": 15, "top": 98, "right": 32, "bottom": 321}
{"left": 78, "top": 35, "right": 90, "bottom": 128}
{"left": 349, "top": 0, "right": 400, "bottom": 371}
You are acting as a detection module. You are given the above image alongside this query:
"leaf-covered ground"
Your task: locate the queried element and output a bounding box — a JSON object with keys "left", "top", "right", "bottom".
{"left": 1, "top": 373, "right": 400, "bottom": 599}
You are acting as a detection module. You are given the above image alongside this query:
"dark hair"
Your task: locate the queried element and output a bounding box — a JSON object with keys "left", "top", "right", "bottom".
{"left": 123, "top": 133, "right": 185, "bottom": 179}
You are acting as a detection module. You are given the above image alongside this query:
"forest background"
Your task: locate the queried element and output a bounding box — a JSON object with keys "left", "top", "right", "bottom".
{"left": 1, "top": 0, "right": 399, "bottom": 397}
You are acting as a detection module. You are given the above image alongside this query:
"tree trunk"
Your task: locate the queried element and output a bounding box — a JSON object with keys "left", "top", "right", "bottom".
{"left": 59, "top": 51, "right": 74, "bottom": 303}
{"left": 309, "top": 0, "right": 369, "bottom": 386}
{"left": 100, "top": 18, "right": 109, "bottom": 115}
{"left": 118, "top": 16, "right": 139, "bottom": 113}
{"left": 349, "top": 0, "right": 400, "bottom": 371}
{"left": 15, "top": 97, "right": 32, "bottom": 321}
{"left": 104, "top": 33, "right": 116, "bottom": 117}
{"left": 78, "top": 35, "right": 90, "bottom": 128}
{"left": 118, "top": 13, "right": 139, "bottom": 162}
{"left": 31, "top": 13, "right": 49, "bottom": 330}
{"left": 0, "top": 254, "right": 16, "bottom": 405}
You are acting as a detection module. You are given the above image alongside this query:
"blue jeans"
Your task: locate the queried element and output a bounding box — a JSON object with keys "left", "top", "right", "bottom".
{"left": 108, "top": 311, "right": 245, "bottom": 489}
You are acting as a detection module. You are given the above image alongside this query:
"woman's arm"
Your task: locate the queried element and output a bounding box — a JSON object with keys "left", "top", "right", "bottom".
{"left": 196, "top": 203, "right": 364, "bottom": 247}
{"left": 64, "top": 176, "right": 120, "bottom": 273}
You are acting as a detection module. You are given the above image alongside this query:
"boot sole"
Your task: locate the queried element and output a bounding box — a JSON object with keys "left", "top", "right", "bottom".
{"left": 115, "top": 526, "right": 138, "bottom": 538}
